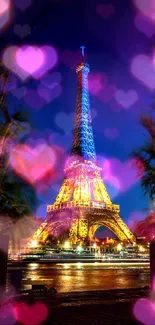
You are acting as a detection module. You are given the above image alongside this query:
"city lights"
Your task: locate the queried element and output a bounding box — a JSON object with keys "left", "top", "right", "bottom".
{"left": 31, "top": 239, "right": 38, "bottom": 248}
{"left": 77, "top": 245, "right": 83, "bottom": 252}
{"left": 139, "top": 245, "right": 144, "bottom": 252}
{"left": 64, "top": 241, "right": 70, "bottom": 249}
{"left": 117, "top": 243, "right": 122, "bottom": 251}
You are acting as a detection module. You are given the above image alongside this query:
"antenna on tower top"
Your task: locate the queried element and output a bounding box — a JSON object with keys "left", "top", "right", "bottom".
{"left": 80, "top": 46, "right": 85, "bottom": 62}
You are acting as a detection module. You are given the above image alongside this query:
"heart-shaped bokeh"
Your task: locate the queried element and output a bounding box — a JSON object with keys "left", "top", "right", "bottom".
{"left": 14, "top": 302, "right": 48, "bottom": 325}
{"left": 3, "top": 45, "right": 58, "bottom": 80}
{"left": 133, "top": 298, "right": 155, "bottom": 325}
{"left": 89, "top": 73, "right": 107, "bottom": 95}
{"left": 88, "top": 72, "right": 116, "bottom": 103}
{"left": 14, "top": 24, "right": 31, "bottom": 38}
{"left": 41, "top": 72, "right": 61, "bottom": 89}
{"left": 55, "top": 112, "right": 75, "bottom": 133}
{"left": 37, "top": 83, "right": 61, "bottom": 103}
{"left": 0, "top": 303, "right": 16, "bottom": 325}
{"left": 135, "top": 13, "right": 155, "bottom": 38}
{"left": 10, "top": 143, "right": 56, "bottom": 184}
{"left": 0, "top": 0, "right": 10, "bottom": 15}
{"left": 96, "top": 4, "right": 115, "bottom": 19}
{"left": 16, "top": 46, "right": 45, "bottom": 74}
{"left": 133, "top": 0, "right": 155, "bottom": 21}
{"left": 102, "top": 158, "right": 143, "bottom": 192}
{"left": 131, "top": 54, "right": 155, "bottom": 90}
{"left": 115, "top": 89, "right": 138, "bottom": 108}
{"left": 14, "top": 0, "right": 31, "bottom": 11}
{"left": 0, "top": 0, "right": 10, "bottom": 30}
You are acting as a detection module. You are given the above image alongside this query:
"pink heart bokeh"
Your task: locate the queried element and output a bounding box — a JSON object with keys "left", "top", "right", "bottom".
{"left": 88, "top": 73, "right": 116, "bottom": 103}
{"left": 0, "top": 0, "right": 10, "bottom": 30}
{"left": 96, "top": 4, "right": 115, "bottom": 19}
{"left": 133, "top": 0, "right": 155, "bottom": 21}
{"left": 133, "top": 298, "right": 155, "bottom": 325}
{"left": 0, "top": 303, "right": 16, "bottom": 325}
{"left": 3, "top": 45, "right": 58, "bottom": 80}
{"left": 131, "top": 54, "right": 155, "bottom": 90}
{"left": 10, "top": 143, "right": 56, "bottom": 184}
{"left": 0, "top": 0, "right": 9, "bottom": 15}
{"left": 33, "top": 46, "right": 58, "bottom": 79}
{"left": 115, "top": 89, "right": 138, "bottom": 108}
{"left": 89, "top": 73, "right": 107, "bottom": 95}
{"left": 14, "top": 302, "right": 48, "bottom": 325}
{"left": 135, "top": 13, "right": 155, "bottom": 38}
{"left": 16, "top": 47, "right": 45, "bottom": 74}
{"left": 102, "top": 158, "right": 143, "bottom": 192}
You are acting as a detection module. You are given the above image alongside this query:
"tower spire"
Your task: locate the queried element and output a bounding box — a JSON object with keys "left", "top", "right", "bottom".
{"left": 80, "top": 46, "right": 85, "bottom": 62}
{"left": 69, "top": 48, "right": 96, "bottom": 162}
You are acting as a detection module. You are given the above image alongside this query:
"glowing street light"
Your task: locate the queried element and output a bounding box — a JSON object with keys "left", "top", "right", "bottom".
{"left": 93, "top": 243, "right": 97, "bottom": 249}
{"left": 64, "top": 241, "right": 70, "bottom": 249}
{"left": 117, "top": 243, "right": 122, "bottom": 251}
{"left": 31, "top": 239, "right": 38, "bottom": 248}
{"left": 77, "top": 245, "right": 83, "bottom": 252}
{"left": 139, "top": 245, "right": 144, "bottom": 252}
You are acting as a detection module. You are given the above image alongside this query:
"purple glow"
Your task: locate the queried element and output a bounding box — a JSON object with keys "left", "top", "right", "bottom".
{"left": 133, "top": 0, "right": 155, "bottom": 21}
{"left": 3, "top": 45, "right": 58, "bottom": 80}
{"left": 104, "top": 128, "right": 119, "bottom": 140}
{"left": 0, "top": 0, "right": 10, "bottom": 30}
{"left": 37, "top": 83, "right": 61, "bottom": 103}
{"left": 133, "top": 298, "right": 155, "bottom": 324}
{"left": 13, "top": 24, "right": 31, "bottom": 38}
{"left": 115, "top": 89, "right": 138, "bottom": 108}
{"left": 102, "top": 158, "right": 142, "bottom": 193}
{"left": 16, "top": 46, "right": 45, "bottom": 75}
{"left": 135, "top": 13, "right": 155, "bottom": 37}
{"left": 24, "top": 89, "right": 46, "bottom": 110}
{"left": 41, "top": 72, "right": 61, "bottom": 89}
{"left": 14, "top": 0, "right": 32, "bottom": 11}
{"left": 96, "top": 4, "right": 115, "bottom": 19}
{"left": 55, "top": 112, "right": 75, "bottom": 133}
{"left": 131, "top": 54, "right": 155, "bottom": 90}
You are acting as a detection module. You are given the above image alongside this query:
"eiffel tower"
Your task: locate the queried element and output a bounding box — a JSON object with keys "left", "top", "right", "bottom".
{"left": 33, "top": 47, "right": 136, "bottom": 245}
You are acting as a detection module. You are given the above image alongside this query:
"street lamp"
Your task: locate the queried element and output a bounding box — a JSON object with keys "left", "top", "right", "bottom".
{"left": 139, "top": 245, "right": 144, "bottom": 252}
{"left": 77, "top": 245, "right": 82, "bottom": 253}
{"left": 117, "top": 243, "right": 122, "bottom": 251}
{"left": 31, "top": 239, "right": 38, "bottom": 249}
{"left": 64, "top": 241, "right": 70, "bottom": 249}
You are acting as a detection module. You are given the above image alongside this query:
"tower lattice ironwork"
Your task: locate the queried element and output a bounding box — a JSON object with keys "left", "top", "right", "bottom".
{"left": 33, "top": 48, "right": 136, "bottom": 245}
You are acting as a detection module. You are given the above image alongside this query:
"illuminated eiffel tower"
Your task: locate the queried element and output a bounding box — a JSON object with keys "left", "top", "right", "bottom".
{"left": 33, "top": 47, "right": 136, "bottom": 245}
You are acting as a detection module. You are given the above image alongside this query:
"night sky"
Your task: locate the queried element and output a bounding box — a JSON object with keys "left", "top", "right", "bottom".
{"left": 1, "top": 0, "right": 154, "bottom": 237}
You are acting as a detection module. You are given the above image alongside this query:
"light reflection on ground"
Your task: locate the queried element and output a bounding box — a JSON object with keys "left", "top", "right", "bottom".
{"left": 7, "top": 262, "right": 150, "bottom": 293}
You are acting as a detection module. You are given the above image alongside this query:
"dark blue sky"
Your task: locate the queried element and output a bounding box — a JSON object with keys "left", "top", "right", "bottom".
{"left": 1, "top": 0, "right": 154, "bottom": 236}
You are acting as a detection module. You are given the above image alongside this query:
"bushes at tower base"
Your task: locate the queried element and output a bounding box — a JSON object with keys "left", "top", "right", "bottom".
{"left": 132, "top": 211, "right": 155, "bottom": 242}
